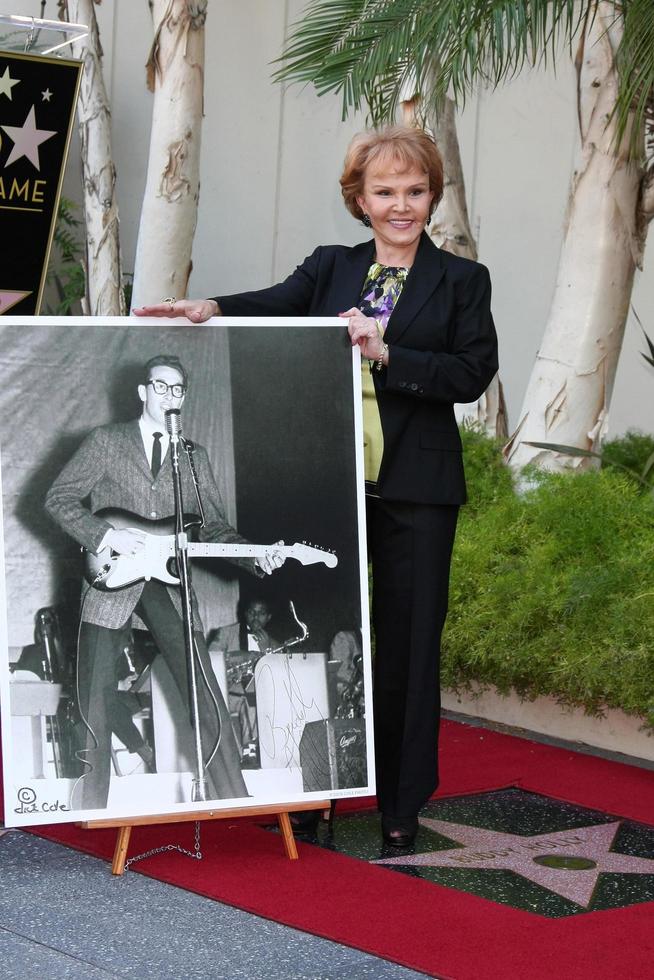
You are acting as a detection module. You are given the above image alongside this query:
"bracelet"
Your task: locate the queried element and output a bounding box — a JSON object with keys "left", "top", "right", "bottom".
{"left": 375, "top": 343, "right": 388, "bottom": 372}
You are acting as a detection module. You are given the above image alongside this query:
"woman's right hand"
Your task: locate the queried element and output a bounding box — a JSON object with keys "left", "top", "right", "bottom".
{"left": 132, "top": 298, "right": 219, "bottom": 323}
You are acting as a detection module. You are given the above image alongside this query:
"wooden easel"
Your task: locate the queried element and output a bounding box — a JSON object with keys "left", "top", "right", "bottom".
{"left": 82, "top": 799, "right": 329, "bottom": 875}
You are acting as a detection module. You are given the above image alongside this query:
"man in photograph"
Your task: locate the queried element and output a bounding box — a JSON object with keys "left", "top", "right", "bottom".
{"left": 45, "top": 353, "right": 284, "bottom": 811}
{"left": 211, "top": 597, "right": 279, "bottom": 657}
{"left": 210, "top": 597, "right": 280, "bottom": 757}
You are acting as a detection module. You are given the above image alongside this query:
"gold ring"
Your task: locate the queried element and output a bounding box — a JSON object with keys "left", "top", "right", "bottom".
{"left": 162, "top": 296, "right": 176, "bottom": 309}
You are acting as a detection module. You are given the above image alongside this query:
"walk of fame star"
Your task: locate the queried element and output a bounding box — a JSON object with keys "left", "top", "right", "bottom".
{"left": 0, "top": 67, "right": 20, "bottom": 100}
{"left": 0, "top": 290, "right": 31, "bottom": 314}
{"left": 376, "top": 816, "right": 654, "bottom": 907}
{"left": 1, "top": 105, "right": 57, "bottom": 170}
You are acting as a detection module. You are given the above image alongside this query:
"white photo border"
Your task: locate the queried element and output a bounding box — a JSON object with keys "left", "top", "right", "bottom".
{"left": 0, "top": 316, "right": 374, "bottom": 827}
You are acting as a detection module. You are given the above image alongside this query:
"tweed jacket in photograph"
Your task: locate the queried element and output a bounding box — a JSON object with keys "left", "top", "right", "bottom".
{"left": 45, "top": 419, "right": 252, "bottom": 629}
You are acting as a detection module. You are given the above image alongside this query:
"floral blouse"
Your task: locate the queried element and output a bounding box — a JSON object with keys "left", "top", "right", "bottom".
{"left": 359, "top": 262, "right": 409, "bottom": 334}
{"left": 358, "top": 263, "right": 409, "bottom": 487}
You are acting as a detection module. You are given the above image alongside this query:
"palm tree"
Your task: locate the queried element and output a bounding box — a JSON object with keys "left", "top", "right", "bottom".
{"left": 131, "top": 0, "right": 208, "bottom": 308}
{"left": 63, "top": 0, "right": 125, "bottom": 315}
{"left": 401, "top": 84, "right": 508, "bottom": 438}
{"left": 275, "top": 0, "right": 654, "bottom": 471}
{"left": 61, "top": 0, "right": 208, "bottom": 313}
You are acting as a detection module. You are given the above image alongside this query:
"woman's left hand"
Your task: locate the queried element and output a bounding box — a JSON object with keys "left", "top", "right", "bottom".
{"left": 339, "top": 308, "right": 386, "bottom": 362}
{"left": 132, "top": 298, "right": 218, "bottom": 322}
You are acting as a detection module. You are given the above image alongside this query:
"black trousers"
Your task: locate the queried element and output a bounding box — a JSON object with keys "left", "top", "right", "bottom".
{"left": 74, "top": 581, "right": 247, "bottom": 810}
{"left": 107, "top": 690, "right": 147, "bottom": 754}
{"left": 368, "top": 497, "right": 459, "bottom": 817}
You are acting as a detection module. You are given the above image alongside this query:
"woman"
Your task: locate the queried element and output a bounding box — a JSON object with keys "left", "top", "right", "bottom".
{"left": 135, "top": 126, "right": 498, "bottom": 846}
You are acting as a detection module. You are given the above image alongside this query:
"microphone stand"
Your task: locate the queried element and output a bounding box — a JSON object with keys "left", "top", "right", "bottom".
{"left": 165, "top": 409, "right": 208, "bottom": 803}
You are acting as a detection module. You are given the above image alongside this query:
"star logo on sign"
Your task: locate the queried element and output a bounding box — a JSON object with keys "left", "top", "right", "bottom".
{"left": 41, "top": 89, "right": 53, "bottom": 102}
{"left": 1, "top": 105, "right": 57, "bottom": 170}
{"left": 0, "top": 67, "right": 20, "bottom": 100}
{"left": 0, "top": 290, "right": 31, "bottom": 314}
{"left": 376, "top": 817, "right": 654, "bottom": 907}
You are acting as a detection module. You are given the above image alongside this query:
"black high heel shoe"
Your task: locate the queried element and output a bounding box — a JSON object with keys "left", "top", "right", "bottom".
{"left": 290, "top": 809, "right": 321, "bottom": 837}
{"left": 381, "top": 813, "right": 419, "bottom": 847}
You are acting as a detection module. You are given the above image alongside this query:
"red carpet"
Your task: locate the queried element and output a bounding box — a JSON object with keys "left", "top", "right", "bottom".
{"left": 15, "top": 720, "right": 654, "bottom": 979}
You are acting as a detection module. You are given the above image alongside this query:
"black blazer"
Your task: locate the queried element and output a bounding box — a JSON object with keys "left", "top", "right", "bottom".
{"left": 215, "top": 232, "right": 498, "bottom": 505}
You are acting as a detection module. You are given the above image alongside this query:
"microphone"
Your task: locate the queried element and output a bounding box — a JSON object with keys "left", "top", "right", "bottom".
{"left": 165, "top": 408, "right": 182, "bottom": 443}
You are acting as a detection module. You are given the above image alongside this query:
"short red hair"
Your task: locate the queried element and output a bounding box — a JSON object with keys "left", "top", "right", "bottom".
{"left": 340, "top": 126, "right": 444, "bottom": 222}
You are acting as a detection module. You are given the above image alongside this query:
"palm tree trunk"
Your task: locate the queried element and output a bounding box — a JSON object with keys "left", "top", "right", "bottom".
{"left": 505, "top": 2, "right": 649, "bottom": 471}
{"left": 402, "top": 93, "right": 508, "bottom": 439}
{"left": 131, "top": 0, "right": 207, "bottom": 308}
{"left": 66, "top": 0, "right": 124, "bottom": 315}
{"left": 425, "top": 95, "right": 477, "bottom": 262}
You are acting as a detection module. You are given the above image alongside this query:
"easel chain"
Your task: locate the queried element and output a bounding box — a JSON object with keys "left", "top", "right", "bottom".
{"left": 123, "top": 820, "right": 202, "bottom": 872}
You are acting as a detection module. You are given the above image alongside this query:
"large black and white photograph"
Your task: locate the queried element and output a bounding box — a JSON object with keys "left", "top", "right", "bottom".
{"left": 0, "top": 316, "right": 373, "bottom": 827}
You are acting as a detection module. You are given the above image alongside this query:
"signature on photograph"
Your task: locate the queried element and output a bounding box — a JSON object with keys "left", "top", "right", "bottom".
{"left": 257, "top": 657, "right": 326, "bottom": 768}
{"left": 14, "top": 786, "right": 69, "bottom": 816}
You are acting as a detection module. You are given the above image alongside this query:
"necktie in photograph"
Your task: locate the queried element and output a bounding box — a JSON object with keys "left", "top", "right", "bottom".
{"left": 151, "top": 431, "right": 163, "bottom": 477}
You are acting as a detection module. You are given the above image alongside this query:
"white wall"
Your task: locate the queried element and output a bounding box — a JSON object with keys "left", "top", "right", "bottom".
{"left": 7, "top": 0, "right": 653, "bottom": 436}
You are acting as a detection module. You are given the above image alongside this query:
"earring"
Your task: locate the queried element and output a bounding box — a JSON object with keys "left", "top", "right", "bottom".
{"left": 362, "top": 214, "right": 372, "bottom": 228}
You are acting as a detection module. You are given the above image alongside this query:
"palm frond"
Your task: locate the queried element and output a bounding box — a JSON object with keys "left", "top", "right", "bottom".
{"left": 275, "top": 0, "right": 585, "bottom": 123}
{"left": 276, "top": 0, "right": 653, "bottom": 157}
{"left": 57, "top": 195, "right": 81, "bottom": 223}
{"left": 640, "top": 348, "right": 654, "bottom": 368}
{"left": 524, "top": 440, "right": 652, "bottom": 488}
{"left": 631, "top": 307, "right": 654, "bottom": 366}
{"left": 524, "top": 441, "right": 602, "bottom": 460}
{"left": 45, "top": 197, "right": 85, "bottom": 315}
{"left": 614, "top": 0, "right": 654, "bottom": 160}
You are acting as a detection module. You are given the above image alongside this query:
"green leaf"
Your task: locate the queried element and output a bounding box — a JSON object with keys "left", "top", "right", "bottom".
{"left": 634, "top": 309, "right": 654, "bottom": 367}
{"left": 524, "top": 440, "right": 651, "bottom": 488}
{"left": 614, "top": 0, "right": 654, "bottom": 159}
{"left": 44, "top": 197, "right": 86, "bottom": 315}
{"left": 274, "top": 1, "right": 651, "bottom": 160}
{"left": 523, "top": 441, "right": 602, "bottom": 459}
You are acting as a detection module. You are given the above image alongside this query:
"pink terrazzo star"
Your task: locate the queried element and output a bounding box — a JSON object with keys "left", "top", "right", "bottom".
{"left": 376, "top": 817, "right": 654, "bottom": 907}
{"left": 0, "top": 290, "right": 30, "bottom": 313}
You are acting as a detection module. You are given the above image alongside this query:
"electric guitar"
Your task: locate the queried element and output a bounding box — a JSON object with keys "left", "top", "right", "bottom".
{"left": 84, "top": 508, "right": 337, "bottom": 591}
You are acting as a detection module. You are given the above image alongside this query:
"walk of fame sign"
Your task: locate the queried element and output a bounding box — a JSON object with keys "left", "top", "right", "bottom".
{"left": 377, "top": 813, "right": 654, "bottom": 908}
{"left": 376, "top": 790, "right": 654, "bottom": 916}
{"left": 314, "top": 788, "right": 654, "bottom": 917}
{"left": 0, "top": 49, "right": 81, "bottom": 315}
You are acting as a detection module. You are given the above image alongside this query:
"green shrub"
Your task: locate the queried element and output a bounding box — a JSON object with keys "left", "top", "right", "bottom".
{"left": 459, "top": 423, "right": 515, "bottom": 513}
{"left": 602, "top": 429, "right": 654, "bottom": 488}
{"left": 444, "top": 429, "right": 654, "bottom": 728}
{"left": 45, "top": 197, "right": 85, "bottom": 316}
